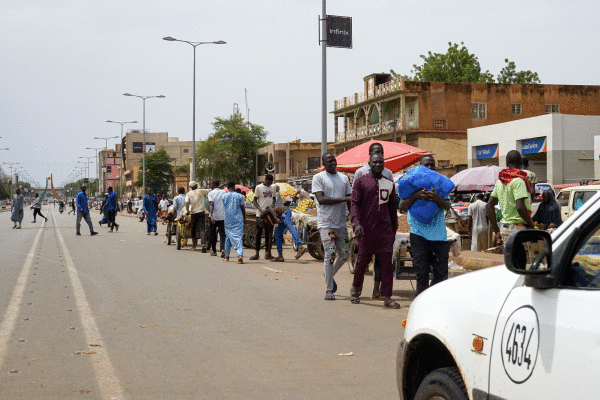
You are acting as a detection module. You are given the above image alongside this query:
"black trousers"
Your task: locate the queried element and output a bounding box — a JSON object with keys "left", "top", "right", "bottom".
{"left": 210, "top": 220, "right": 225, "bottom": 252}
{"left": 107, "top": 209, "right": 117, "bottom": 229}
{"left": 190, "top": 212, "right": 206, "bottom": 245}
{"left": 410, "top": 233, "right": 449, "bottom": 296}
{"left": 32, "top": 208, "right": 46, "bottom": 221}
{"left": 255, "top": 219, "right": 273, "bottom": 254}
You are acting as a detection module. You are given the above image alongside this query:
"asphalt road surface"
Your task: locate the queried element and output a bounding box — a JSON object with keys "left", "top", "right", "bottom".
{"left": 0, "top": 206, "right": 413, "bottom": 399}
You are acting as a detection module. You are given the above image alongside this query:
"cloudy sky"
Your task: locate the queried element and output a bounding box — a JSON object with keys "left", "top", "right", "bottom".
{"left": 1, "top": 0, "right": 598, "bottom": 186}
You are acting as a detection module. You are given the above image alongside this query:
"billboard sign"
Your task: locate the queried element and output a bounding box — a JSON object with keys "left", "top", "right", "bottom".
{"left": 476, "top": 144, "right": 499, "bottom": 160}
{"left": 521, "top": 137, "right": 547, "bottom": 155}
{"left": 146, "top": 143, "right": 156, "bottom": 153}
{"left": 326, "top": 15, "right": 352, "bottom": 49}
{"left": 132, "top": 142, "right": 143, "bottom": 153}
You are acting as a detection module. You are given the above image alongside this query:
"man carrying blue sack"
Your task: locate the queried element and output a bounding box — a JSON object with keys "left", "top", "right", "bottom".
{"left": 398, "top": 156, "right": 453, "bottom": 295}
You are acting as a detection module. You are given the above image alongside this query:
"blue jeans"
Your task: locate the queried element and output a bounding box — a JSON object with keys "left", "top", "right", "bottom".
{"left": 274, "top": 210, "right": 302, "bottom": 254}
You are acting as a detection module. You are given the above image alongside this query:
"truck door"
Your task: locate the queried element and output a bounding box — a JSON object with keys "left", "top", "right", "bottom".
{"left": 488, "top": 225, "right": 600, "bottom": 399}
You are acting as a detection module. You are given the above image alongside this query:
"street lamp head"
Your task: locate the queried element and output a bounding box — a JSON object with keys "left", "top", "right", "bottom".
{"left": 157, "top": 95, "right": 165, "bottom": 98}
{"left": 123, "top": 93, "right": 132, "bottom": 96}
{"left": 131, "top": 121, "right": 138, "bottom": 123}
{"left": 163, "top": 36, "right": 177, "bottom": 41}
{"left": 106, "top": 120, "right": 113, "bottom": 123}
{"left": 214, "top": 40, "right": 227, "bottom": 44}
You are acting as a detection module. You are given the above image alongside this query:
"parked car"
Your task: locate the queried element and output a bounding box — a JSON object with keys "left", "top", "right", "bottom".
{"left": 397, "top": 189, "right": 600, "bottom": 400}
{"left": 556, "top": 184, "right": 600, "bottom": 221}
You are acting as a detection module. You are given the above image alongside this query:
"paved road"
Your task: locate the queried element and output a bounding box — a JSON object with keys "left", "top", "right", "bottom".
{"left": 0, "top": 206, "right": 413, "bottom": 399}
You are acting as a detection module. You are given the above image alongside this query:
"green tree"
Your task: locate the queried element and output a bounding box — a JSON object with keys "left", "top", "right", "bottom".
{"left": 497, "top": 59, "right": 541, "bottom": 84}
{"left": 135, "top": 147, "right": 173, "bottom": 195}
{"left": 392, "top": 43, "right": 541, "bottom": 85}
{"left": 394, "top": 42, "right": 494, "bottom": 83}
{"left": 195, "top": 114, "right": 271, "bottom": 187}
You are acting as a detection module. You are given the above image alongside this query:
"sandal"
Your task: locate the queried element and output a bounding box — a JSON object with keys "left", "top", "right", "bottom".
{"left": 384, "top": 301, "right": 401, "bottom": 309}
{"left": 271, "top": 255, "right": 285, "bottom": 262}
{"left": 372, "top": 293, "right": 385, "bottom": 301}
{"left": 249, "top": 254, "right": 259, "bottom": 261}
{"left": 237, "top": 257, "right": 244, "bottom": 264}
{"left": 350, "top": 297, "right": 360, "bottom": 304}
{"left": 295, "top": 247, "right": 307, "bottom": 260}
{"left": 223, "top": 257, "right": 229, "bottom": 262}
{"left": 324, "top": 293, "right": 335, "bottom": 301}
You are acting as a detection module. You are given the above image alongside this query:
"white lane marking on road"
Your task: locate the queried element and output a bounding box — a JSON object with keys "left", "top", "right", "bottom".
{"left": 53, "top": 213, "right": 126, "bottom": 400}
{"left": 261, "top": 266, "right": 281, "bottom": 273}
{"left": 0, "top": 219, "right": 45, "bottom": 369}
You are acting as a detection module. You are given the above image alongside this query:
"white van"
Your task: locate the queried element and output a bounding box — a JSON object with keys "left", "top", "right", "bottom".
{"left": 397, "top": 189, "right": 600, "bottom": 399}
{"left": 556, "top": 184, "right": 600, "bottom": 221}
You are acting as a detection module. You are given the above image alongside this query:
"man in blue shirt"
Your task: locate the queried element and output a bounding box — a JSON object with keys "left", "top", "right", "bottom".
{"left": 399, "top": 156, "right": 450, "bottom": 295}
{"left": 76, "top": 185, "right": 98, "bottom": 236}
{"left": 106, "top": 186, "right": 119, "bottom": 233}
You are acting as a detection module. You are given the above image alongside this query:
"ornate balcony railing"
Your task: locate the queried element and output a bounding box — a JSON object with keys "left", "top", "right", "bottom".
{"left": 334, "top": 77, "right": 405, "bottom": 111}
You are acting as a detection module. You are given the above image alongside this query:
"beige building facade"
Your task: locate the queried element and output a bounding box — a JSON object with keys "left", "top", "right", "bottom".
{"left": 116, "top": 130, "right": 193, "bottom": 197}
{"left": 257, "top": 140, "right": 333, "bottom": 184}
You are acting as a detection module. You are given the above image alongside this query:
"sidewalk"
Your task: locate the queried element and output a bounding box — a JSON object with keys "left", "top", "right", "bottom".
{"left": 450, "top": 250, "right": 504, "bottom": 271}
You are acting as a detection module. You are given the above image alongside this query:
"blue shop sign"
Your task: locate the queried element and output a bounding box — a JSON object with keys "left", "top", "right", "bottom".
{"left": 522, "top": 137, "right": 547, "bottom": 155}
{"left": 476, "top": 144, "right": 499, "bottom": 160}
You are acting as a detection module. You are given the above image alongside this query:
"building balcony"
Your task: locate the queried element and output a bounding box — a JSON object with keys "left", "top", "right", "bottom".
{"left": 335, "top": 118, "right": 416, "bottom": 143}
{"left": 334, "top": 77, "right": 406, "bottom": 111}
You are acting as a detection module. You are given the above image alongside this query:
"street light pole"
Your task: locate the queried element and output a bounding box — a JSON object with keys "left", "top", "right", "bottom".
{"left": 86, "top": 147, "right": 103, "bottom": 196}
{"left": 123, "top": 94, "right": 165, "bottom": 196}
{"left": 2, "top": 162, "right": 20, "bottom": 198}
{"left": 163, "top": 36, "right": 226, "bottom": 182}
{"left": 106, "top": 120, "right": 137, "bottom": 199}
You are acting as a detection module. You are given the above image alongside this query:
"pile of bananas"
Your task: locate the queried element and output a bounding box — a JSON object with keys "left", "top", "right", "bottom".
{"left": 277, "top": 183, "right": 297, "bottom": 198}
{"left": 295, "top": 199, "right": 316, "bottom": 214}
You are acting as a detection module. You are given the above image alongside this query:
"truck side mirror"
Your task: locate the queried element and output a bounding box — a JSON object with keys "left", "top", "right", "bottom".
{"left": 505, "top": 230, "right": 556, "bottom": 288}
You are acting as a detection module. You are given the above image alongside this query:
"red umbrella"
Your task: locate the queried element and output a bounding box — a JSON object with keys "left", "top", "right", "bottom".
{"left": 319, "top": 140, "right": 433, "bottom": 173}
{"left": 223, "top": 184, "right": 251, "bottom": 193}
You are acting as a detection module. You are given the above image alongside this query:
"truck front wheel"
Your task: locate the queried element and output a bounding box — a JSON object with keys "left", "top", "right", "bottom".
{"left": 414, "top": 367, "right": 467, "bottom": 400}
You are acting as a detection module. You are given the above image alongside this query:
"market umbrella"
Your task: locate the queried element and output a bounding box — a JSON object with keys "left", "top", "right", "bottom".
{"left": 223, "top": 184, "right": 251, "bottom": 193}
{"left": 318, "top": 140, "right": 432, "bottom": 173}
{"left": 450, "top": 165, "right": 503, "bottom": 192}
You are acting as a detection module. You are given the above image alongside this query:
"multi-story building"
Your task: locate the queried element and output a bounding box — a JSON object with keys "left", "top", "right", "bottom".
{"left": 332, "top": 73, "right": 600, "bottom": 176}
{"left": 99, "top": 148, "right": 123, "bottom": 194}
{"left": 114, "top": 130, "right": 193, "bottom": 197}
{"left": 257, "top": 140, "right": 333, "bottom": 185}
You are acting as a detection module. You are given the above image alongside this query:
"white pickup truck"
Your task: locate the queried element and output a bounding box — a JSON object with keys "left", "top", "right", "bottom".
{"left": 397, "top": 190, "right": 600, "bottom": 399}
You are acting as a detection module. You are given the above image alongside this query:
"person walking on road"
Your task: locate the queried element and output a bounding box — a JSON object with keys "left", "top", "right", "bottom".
{"left": 68, "top": 197, "right": 76, "bottom": 215}
{"left": 76, "top": 185, "right": 98, "bottom": 236}
{"left": 399, "top": 156, "right": 451, "bottom": 296}
{"left": 11, "top": 188, "right": 24, "bottom": 229}
{"left": 185, "top": 181, "right": 211, "bottom": 252}
{"left": 350, "top": 154, "right": 400, "bottom": 308}
{"left": 353, "top": 142, "right": 394, "bottom": 300}
{"left": 31, "top": 193, "right": 48, "bottom": 223}
{"left": 208, "top": 180, "right": 226, "bottom": 257}
{"left": 106, "top": 186, "right": 119, "bottom": 233}
{"left": 467, "top": 193, "right": 488, "bottom": 251}
{"left": 251, "top": 174, "right": 277, "bottom": 260}
{"left": 143, "top": 188, "right": 159, "bottom": 235}
{"left": 222, "top": 181, "right": 246, "bottom": 264}
{"left": 312, "top": 153, "right": 352, "bottom": 300}
{"left": 172, "top": 187, "right": 186, "bottom": 220}
{"left": 159, "top": 195, "right": 169, "bottom": 219}
{"left": 259, "top": 205, "right": 307, "bottom": 262}
{"left": 487, "top": 150, "right": 534, "bottom": 245}
{"left": 98, "top": 195, "right": 109, "bottom": 226}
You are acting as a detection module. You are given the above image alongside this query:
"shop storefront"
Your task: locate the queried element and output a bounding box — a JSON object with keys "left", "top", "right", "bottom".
{"left": 474, "top": 143, "right": 499, "bottom": 167}
{"left": 520, "top": 136, "right": 548, "bottom": 182}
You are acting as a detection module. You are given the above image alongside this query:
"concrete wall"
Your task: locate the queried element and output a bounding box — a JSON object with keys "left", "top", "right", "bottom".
{"left": 468, "top": 114, "right": 600, "bottom": 185}
{"left": 595, "top": 136, "right": 600, "bottom": 180}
